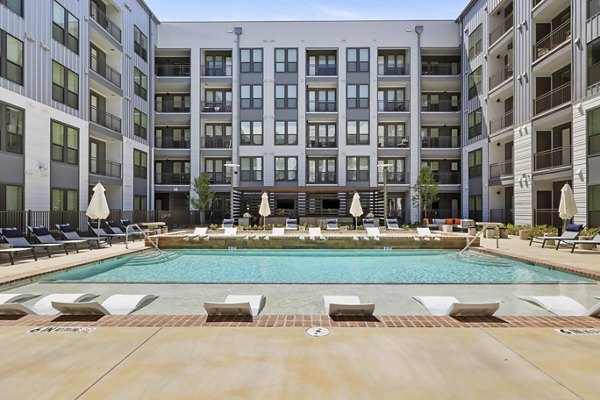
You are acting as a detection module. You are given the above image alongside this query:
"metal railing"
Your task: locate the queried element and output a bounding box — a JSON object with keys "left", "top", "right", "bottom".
{"left": 307, "top": 64, "right": 337, "bottom": 76}
{"left": 534, "top": 208, "right": 561, "bottom": 227}
{"left": 377, "top": 64, "right": 409, "bottom": 75}
{"left": 489, "top": 110, "right": 514, "bottom": 134}
{"left": 155, "top": 137, "right": 191, "bottom": 149}
{"left": 155, "top": 64, "right": 191, "bottom": 77}
{"left": 90, "top": 54, "right": 121, "bottom": 87}
{"left": 489, "top": 64, "right": 513, "bottom": 90}
{"left": 201, "top": 101, "right": 232, "bottom": 112}
{"left": 534, "top": 146, "right": 571, "bottom": 171}
{"left": 489, "top": 160, "right": 513, "bottom": 178}
{"left": 378, "top": 136, "right": 409, "bottom": 148}
{"left": 307, "top": 102, "right": 337, "bottom": 112}
{"left": 489, "top": 13, "right": 514, "bottom": 45}
{"left": 307, "top": 172, "right": 337, "bottom": 184}
{"left": 157, "top": 100, "right": 191, "bottom": 113}
{"left": 89, "top": 1, "right": 121, "bottom": 42}
{"left": 587, "top": 61, "right": 600, "bottom": 88}
{"left": 202, "top": 136, "right": 232, "bottom": 148}
{"left": 377, "top": 171, "right": 407, "bottom": 184}
{"left": 203, "top": 66, "right": 232, "bottom": 76}
{"left": 155, "top": 173, "right": 191, "bottom": 185}
{"left": 534, "top": 83, "right": 571, "bottom": 115}
{"left": 378, "top": 100, "right": 409, "bottom": 112}
{"left": 421, "top": 63, "right": 459, "bottom": 75}
{"left": 89, "top": 106, "right": 121, "bottom": 132}
{"left": 206, "top": 172, "right": 231, "bottom": 185}
{"left": 433, "top": 171, "right": 460, "bottom": 184}
{"left": 421, "top": 100, "right": 459, "bottom": 112}
{"left": 90, "top": 158, "right": 121, "bottom": 178}
{"left": 533, "top": 20, "right": 571, "bottom": 61}
{"left": 490, "top": 209, "right": 514, "bottom": 225}
{"left": 421, "top": 136, "right": 460, "bottom": 148}
{"left": 307, "top": 138, "right": 337, "bottom": 148}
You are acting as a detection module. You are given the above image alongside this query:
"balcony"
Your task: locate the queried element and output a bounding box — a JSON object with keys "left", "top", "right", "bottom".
{"left": 156, "top": 64, "right": 190, "bottom": 77}
{"left": 155, "top": 173, "right": 191, "bottom": 185}
{"left": 378, "top": 137, "right": 409, "bottom": 148}
{"left": 490, "top": 209, "right": 514, "bottom": 225}
{"left": 378, "top": 171, "right": 407, "bottom": 184}
{"left": 201, "top": 101, "right": 232, "bottom": 112}
{"left": 378, "top": 64, "right": 409, "bottom": 75}
{"left": 378, "top": 100, "right": 409, "bottom": 112}
{"left": 421, "top": 136, "right": 460, "bottom": 148}
{"left": 307, "top": 102, "right": 337, "bottom": 112}
{"left": 534, "top": 83, "right": 570, "bottom": 115}
{"left": 307, "top": 138, "right": 337, "bottom": 148}
{"left": 489, "top": 160, "right": 513, "bottom": 178}
{"left": 156, "top": 137, "right": 190, "bottom": 149}
{"left": 489, "top": 64, "right": 513, "bottom": 90}
{"left": 202, "top": 136, "right": 232, "bottom": 148}
{"left": 489, "top": 110, "right": 514, "bottom": 135}
{"left": 533, "top": 21, "right": 571, "bottom": 62}
{"left": 90, "top": 54, "right": 121, "bottom": 88}
{"left": 207, "top": 172, "right": 231, "bottom": 185}
{"left": 90, "top": 158, "right": 121, "bottom": 178}
{"left": 307, "top": 172, "right": 337, "bottom": 184}
{"left": 534, "top": 146, "right": 571, "bottom": 171}
{"left": 156, "top": 101, "right": 191, "bottom": 113}
{"left": 89, "top": 1, "right": 121, "bottom": 43}
{"left": 421, "top": 100, "right": 459, "bottom": 112}
{"left": 90, "top": 106, "right": 121, "bottom": 132}
{"left": 433, "top": 171, "right": 460, "bottom": 184}
{"left": 307, "top": 64, "right": 337, "bottom": 76}
{"left": 422, "top": 63, "right": 459, "bottom": 76}
{"left": 489, "top": 13, "right": 514, "bottom": 46}
{"left": 203, "top": 66, "right": 232, "bottom": 77}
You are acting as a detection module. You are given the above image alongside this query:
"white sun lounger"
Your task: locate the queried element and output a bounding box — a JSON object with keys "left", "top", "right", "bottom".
{"left": 413, "top": 296, "right": 500, "bottom": 316}
{"left": 270, "top": 227, "right": 285, "bottom": 237}
{"left": 52, "top": 294, "right": 157, "bottom": 315}
{"left": 366, "top": 227, "right": 381, "bottom": 237}
{"left": 323, "top": 296, "right": 375, "bottom": 316}
{"left": 223, "top": 227, "right": 238, "bottom": 236}
{"left": 519, "top": 296, "right": 600, "bottom": 317}
{"left": 414, "top": 227, "right": 441, "bottom": 241}
{"left": 186, "top": 227, "right": 208, "bottom": 238}
{"left": 308, "top": 227, "right": 325, "bottom": 240}
{"left": 0, "top": 293, "right": 95, "bottom": 315}
{"left": 0, "top": 293, "right": 36, "bottom": 304}
{"left": 204, "top": 295, "right": 266, "bottom": 316}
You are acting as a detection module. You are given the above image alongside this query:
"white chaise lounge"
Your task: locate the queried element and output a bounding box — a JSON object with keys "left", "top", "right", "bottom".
{"left": 204, "top": 295, "right": 266, "bottom": 316}
{"left": 323, "top": 295, "right": 375, "bottom": 316}
{"left": 270, "top": 227, "right": 285, "bottom": 237}
{"left": 413, "top": 296, "right": 500, "bottom": 316}
{"left": 52, "top": 294, "right": 157, "bottom": 315}
{"left": 0, "top": 293, "right": 36, "bottom": 304}
{"left": 414, "top": 227, "right": 441, "bottom": 241}
{"left": 308, "top": 227, "right": 325, "bottom": 240}
{"left": 0, "top": 293, "right": 95, "bottom": 315}
{"left": 186, "top": 227, "right": 208, "bottom": 238}
{"left": 223, "top": 227, "right": 238, "bottom": 236}
{"left": 519, "top": 296, "right": 600, "bottom": 317}
{"left": 366, "top": 227, "right": 381, "bottom": 238}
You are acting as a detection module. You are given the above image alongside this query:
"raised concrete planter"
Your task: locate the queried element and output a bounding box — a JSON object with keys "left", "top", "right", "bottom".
{"left": 579, "top": 236, "right": 594, "bottom": 250}
{"left": 519, "top": 230, "right": 529, "bottom": 240}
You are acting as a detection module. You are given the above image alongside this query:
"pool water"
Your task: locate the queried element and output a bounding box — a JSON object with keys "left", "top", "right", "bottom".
{"left": 44, "top": 249, "right": 594, "bottom": 284}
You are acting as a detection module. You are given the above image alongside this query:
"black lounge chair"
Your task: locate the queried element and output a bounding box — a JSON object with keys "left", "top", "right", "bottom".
{"left": 0, "top": 246, "right": 38, "bottom": 265}
{"left": 386, "top": 218, "right": 400, "bottom": 230}
{"left": 326, "top": 219, "right": 340, "bottom": 230}
{"left": 56, "top": 224, "right": 110, "bottom": 248}
{"left": 28, "top": 226, "right": 89, "bottom": 253}
{"left": 120, "top": 219, "right": 152, "bottom": 235}
{"left": 529, "top": 224, "right": 585, "bottom": 248}
{"left": 222, "top": 219, "right": 235, "bottom": 229}
{"left": 106, "top": 221, "right": 144, "bottom": 241}
{"left": 0, "top": 228, "right": 67, "bottom": 257}
{"left": 87, "top": 222, "right": 127, "bottom": 243}
{"left": 555, "top": 233, "right": 600, "bottom": 253}
{"left": 285, "top": 218, "right": 298, "bottom": 230}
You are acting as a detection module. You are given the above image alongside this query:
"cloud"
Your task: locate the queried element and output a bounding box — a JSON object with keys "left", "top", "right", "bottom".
{"left": 313, "top": 4, "right": 364, "bottom": 20}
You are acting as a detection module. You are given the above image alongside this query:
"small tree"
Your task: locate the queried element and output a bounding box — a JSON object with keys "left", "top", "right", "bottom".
{"left": 188, "top": 173, "right": 215, "bottom": 224}
{"left": 411, "top": 166, "right": 439, "bottom": 220}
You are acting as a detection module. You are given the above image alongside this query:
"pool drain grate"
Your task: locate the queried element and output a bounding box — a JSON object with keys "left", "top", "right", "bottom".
{"left": 306, "top": 327, "right": 330, "bottom": 337}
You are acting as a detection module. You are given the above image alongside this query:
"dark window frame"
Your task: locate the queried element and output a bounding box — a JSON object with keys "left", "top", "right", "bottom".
{"left": 51, "top": 120, "right": 79, "bottom": 165}
{"left": 133, "top": 25, "right": 148, "bottom": 61}
{"left": 133, "top": 67, "right": 147, "bottom": 100}
{"left": 0, "top": 29, "right": 24, "bottom": 85}
{"left": 133, "top": 195, "right": 147, "bottom": 211}
{"left": 51, "top": 188, "right": 78, "bottom": 211}
{"left": 307, "top": 157, "right": 337, "bottom": 184}
{"left": 347, "top": 120, "right": 369, "bottom": 145}
{"left": 240, "top": 84, "right": 263, "bottom": 109}
{"left": 587, "top": 106, "right": 600, "bottom": 155}
{"left": 468, "top": 66, "right": 482, "bottom": 99}
{"left": 347, "top": 48, "right": 369, "bottom": 72}
{"left": 240, "top": 120, "right": 263, "bottom": 145}
{"left": 275, "top": 84, "right": 297, "bottom": 109}
{"left": 307, "top": 123, "right": 337, "bottom": 148}
{"left": 0, "top": 184, "right": 23, "bottom": 211}
{"left": 133, "top": 149, "right": 148, "bottom": 178}
{"left": 0, "top": 0, "right": 23, "bottom": 17}
{"left": 275, "top": 156, "right": 298, "bottom": 181}
{"left": 0, "top": 101, "right": 24, "bottom": 154}
{"left": 133, "top": 108, "right": 148, "bottom": 139}
{"left": 347, "top": 84, "right": 369, "bottom": 109}
{"left": 275, "top": 120, "right": 298, "bottom": 145}
{"left": 52, "top": 1, "right": 79, "bottom": 54}
{"left": 468, "top": 108, "right": 483, "bottom": 139}
{"left": 468, "top": 148, "right": 483, "bottom": 178}
{"left": 240, "top": 156, "right": 263, "bottom": 181}
{"left": 240, "top": 48, "right": 263, "bottom": 73}
{"left": 275, "top": 48, "right": 298, "bottom": 73}
{"left": 346, "top": 156, "right": 370, "bottom": 181}
{"left": 52, "top": 60, "right": 79, "bottom": 109}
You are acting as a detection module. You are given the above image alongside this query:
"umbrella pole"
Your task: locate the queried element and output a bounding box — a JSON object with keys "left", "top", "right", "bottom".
{"left": 97, "top": 218, "right": 100, "bottom": 237}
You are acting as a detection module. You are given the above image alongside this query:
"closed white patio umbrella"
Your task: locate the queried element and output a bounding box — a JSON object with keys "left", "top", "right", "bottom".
{"left": 558, "top": 183, "right": 578, "bottom": 232}
{"left": 86, "top": 182, "right": 110, "bottom": 236}
{"left": 259, "top": 192, "right": 271, "bottom": 226}
{"left": 349, "top": 192, "right": 363, "bottom": 230}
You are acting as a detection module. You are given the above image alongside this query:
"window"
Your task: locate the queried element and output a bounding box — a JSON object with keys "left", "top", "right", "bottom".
{"left": 377, "top": 159, "right": 405, "bottom": 184}
{"left": 241, "top": 85, "right": 262, "bottom": 109}
{"left": 378, "top": 52, "right": 406, "bottom": 75}
{"left": 0, "top": 0, "right": 22, "bottom": 16}
{"left": 275, "top": 48, "right": 297, "bottom": 73}
{"left": 347, "top": 120, "right": 369, "bottom": 145}
{"left": 275, "top": 157, "right": 297, "bottom": 181}
{"left": 0, "top": 184, "right": 22, "bottom": 210}
{"left": 307, "top": 123, "right": 336, "bottom": 148}
{"left": 155, "top": 94, "right": 190, "bottom": 113}
{"left": 133, "top": 195, "right": 147, "bottom": 211}
{"left": 587, "top": 107, "right": 600, "bottom": 155}
{"left": 468, "top": 149, "right": 482, "bottom": 178}
{"left": 205, "top": 159, "right": 232, "bottom": 184}
{"left": 275, "top": 121, "right": 297, "bottom": 145}
{"left": 1, "top": 102, "right": 24, "bottom": 154}
{"left": 587, "top": 37, "right": 600, "bottom": 87}
{"left": 240, "top": 157, "right": 263, "bottom": 181}
{"left": 378, "top": 89, "right": 405, "bottom": 111}
{"left": 468, "top": 66, "right": 482, "bottom": 99}
{"left": 308, "top": 53, "right": 336, "bottom": 76}
{"left": 589, "top": 185, "right": 600, "bottom": 228}
{"left": 133, "top": 149, "right": 147, "bottom": 178}
{"left": 133, "top": 68, "right": 147, "bottom": 100}
{"left": 378, "top": 123, "right": 407, "bottom": 147}
{"left": 205, "top": 53, "right": 232, "bottom": 76}
{"left": 240, "top": 121, "right": 263, "bottom": 145}
{"left": 347, "top": 84, "right": 369, "bottom": 108}
{"left": 204, "top": 90, "right": 232, "bottom": 111}
{"left": 134, "top": 25, "right": 147, "bottom": 61}
{"left": 589, "top": 0, "right": 600, "bottom": 19}
{"left": 1, "top": 29, "right": 24, "bottom": 85}
{"left": 133, "top": 109, "right": 147, "bottom": 139}
{"left": 468, "top": 108, "right": 483, "bottom": 139}
{"left": 52, "top": 61, "right": 78, "bottom": 109}
{"left": 307, "top": 158, "right": 336, "bottom": 183}
{"left": 240, "top": 49, "right": 262, "bottom": 73}
{"left": 468, "top": 25, "right": 483, "bottom": 60}
{"left": 347, "top": 156, "right": 369, "bottom": 181}
{"left": 52, "top": 1, "right": 78, "bottom": 53}
{"left": 307, "top": 89, "right": 336, "bottom": 112}
{"left": 51, "top": 189, "right": 77, "bottom": 211}
{"left": 275, "top": 85, "right": 297, "bottom": 109}
{"left": 347, "top": 48, "right": 369, "bottom": 72}
{"left": 468, "top": 195, "right": 483, "bottom": 220}
{"left": 204, "top": 124, "right": 231, "bottom": 148}
{"left": 51, "top": 120, "right": 78, "bottom": 165}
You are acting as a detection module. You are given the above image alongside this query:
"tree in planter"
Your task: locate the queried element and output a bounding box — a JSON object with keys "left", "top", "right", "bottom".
{"left": 411, "top": 166, "right": 439, "bottom": 221}
{"left": 188, "top": 173, "right": 215, "bottom": 225}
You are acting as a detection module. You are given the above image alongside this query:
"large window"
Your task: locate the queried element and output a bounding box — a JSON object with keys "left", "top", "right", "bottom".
{"left": 275, "top": 121, "right": 297, "bottom": 145}
{"left": 0, "top": 0, "right": 22, "bottom": 16}
{"left": 347, "top": 48, "right": 369, "bottom": 72}
{"left": 275, "top": 157, "right": 297, "bottom": 181}
{"left": 1, "top": 102, "right": 23, "bottom": 154}
{"left": 275, "top": 85, "right": 297, "bottom": 109}
{"left": 468, "top": 66, "right": 482, "bottom": 99}
{"left": 307, "top": 89, "right": 336, "bottom": 112}
{"left": 377, "top": 159, "right": 405, "bottom": 184}
{"left": 468, "top": 25, "right": 483, "bottom": 60}
{"left": 468, "top": 148, "right": 482, "bottom": 178}
{"left": 378, "top": 123, "right": 407, "bottom": 147}
{"left": 240, "top": 49, "right": 262, "bottom": 73}
{"left": 469, "top": 195, "right": 483, "bottom": 221}
{"left": 378, "top": 89, "right": 406, "bottom": 111}
{"left": 134, "top": 25, "right": 147, "bottom": 61}
{"left": 275, "top": 48, "right": 297, "bottom": 73}
{"left": 240, "top": 121, "right": 263, "bottom": 145}
{"left": 133, "top": 109, "right": 147, "bottom": 139}
{"left": 589, "top": 185, "right": 600, "bottom": 227}
{"left": 0, "top": 184, "right": 22, "bottom": 210}
{"left": 468, "top": 108, "right": 483, "bottom": 139}
{"left": 588, "top": 107, "right": 600, "bottom": 155}
{"left": 133, "top": 68, "right": 147, "bottom": 100}
{"left": 240, "top": 157, "right": 263, "bottom": 181}
{"left": 205, "top": 159, "right": 232, "bottom": 184}
{"left": 1, "top": 29, "right": 24, "bottom": 85}
{"left": 133, "top": 195, "right": 147, "bottom": 211}
{"left": 51, "top": 120, "right": 78, "bottom": 165}
{"left": 51, "top": 189, "right": 77, "bottom": 211}
{"left": 52, "top": 1, "right": 78, "bottom": 53}
{"left": 203, "top": 124, "right": 231, "bottom": 148}
{"left": 307, "top": 123, "right": 336, "bottom": 148}
{"left": 52, "top": 61, "right": 79, "bottom": 109}
{"left": 587, "top": 37, "right": 600, "bottom": 87}
{"left": 133, "top": 149, "right": 147, "bottom": 178}
{"left": 347, "top": 120, "right": 369, "bottom": 145}
{"left": 241, "top": 85, "right": 262, "bottom": 109}
{"left": 347, "top": 84, "right": 369, "bottom": 108}
{"left": 346, "top": 156, "right": 369, "bottom": 181}
{"left": 307, "top": 158, "right": 336, "bottom": 184}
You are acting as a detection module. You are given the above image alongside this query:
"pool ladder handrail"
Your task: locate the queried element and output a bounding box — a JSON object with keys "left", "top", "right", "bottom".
{"left": 125, "top": 224, "right": 164, "bottom": 254}
{"left": 459, "top": 223, "right": 500, "bottom": 256}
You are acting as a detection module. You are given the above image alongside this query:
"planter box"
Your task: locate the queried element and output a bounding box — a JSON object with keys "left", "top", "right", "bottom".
{"left": 499, "top": 227, "right": 508, "bottom": 239}
{"left": 519, "top": 230, "right": 529, "bottom": 240}
{"left": 579, "top": 236, "right": 594, "bottom": 250}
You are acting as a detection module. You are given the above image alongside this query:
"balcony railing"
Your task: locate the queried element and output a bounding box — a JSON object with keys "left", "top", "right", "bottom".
{"left": 378, "top": 136, "right": 409, "bottom": 148}
{"left": 377, "top": 64, "right": 409, "bottom": 75}
{"left": 307, "top": 138, "right": 337, "bottom": 148}
{"left": 421, "top": 136, "right": 460, "bottom": 148}
{"left": 422, "top": 63, "right": 459, "bottom": 76}
{"left": 307, "top": 172, "right": 337, "bottom": 184}
{"left": 90, "top": 158, "right": 121, "bottom": 178}
{"left": 490, "top": 209, "right": 514, "bottom": 225}
{"left": 89, "top": 1, "right": 121, "bottom": 43}
{"left": 587, "top": 61, "right": 600, "bottom": 88}
{"left": 307, "top": 102, "right": 337, "bottom": 112}
{"left": 155, "top": 137, "right": 190, "bottom": 149}
{"left": 534, "top": 208, "right": 562, "bottom": 227}
{"left": 421, "top": 100, "right": 460, "bottom": 112}
{"left": 207, "top": 172, "right": 231, "bottom": 185}
{"left": 155, "top": 173, "right": 191, "bottom": 185}
{"left": 307, "top": 64, "right": 337, "bottom": 76}
{"left": 489, "top": 64, "right": 513, "bottom": 90}
{"left": 489, "top": 110, "right": 514, "bottom": 134}
{"left": 489, "top": 160, "right": 513, "bottom": 178}
{"left": 201, "top": 101, "right": 232, "bottom": 112}
{"left": 202, "top": 136, "right": 232, "bottom": 148}
{"left": 203, "top": 66, "right": 232, "bottom": 77}
{"left": 534, "top": 83, "right": 571, "bottom": 115}
{"left": 433, "top": 171, "right": 460, "bottom": 184}
{"left": 489, "top": 13, "right": 514, "bottom": 45}
{"left": 156, "top": 64, "right": 191, "bottom": 77}
{"left": 90, "top": 54, "right": 121, "bottom": 88}
{"left": 156, "top": 100, "right": 191, "bottom": 113}
{"left": 90, "top": 106, "right": 121, "bottom": 132}
{"left": 378, "top": 100, "right": 409, "bottom": 112}
{"left": 534, "top": 146, "right": 571, "bottom": 171}
{"left": 533, "top": 20, "right": 571, "bottom": 61}
{"left": 378, "top": 171, "right": 407, "bottom": 184}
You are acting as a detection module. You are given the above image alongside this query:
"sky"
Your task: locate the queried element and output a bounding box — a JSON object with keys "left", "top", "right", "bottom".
{"left": 143, "top": 0, "right": 467, "bottom": 22}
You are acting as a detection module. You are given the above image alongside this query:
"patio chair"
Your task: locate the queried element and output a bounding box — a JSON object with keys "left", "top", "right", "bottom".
{"left": 53, "top": 294, "right": 157, "bottom": 315}
{"left": 323, "top": 296, "right": 375, "bottom": 316}
{"left": 529, "top": 223, "right": 584, "bottom": 248}
{"left": 0, "top": 228, "right": 67, "bottom": 257}
{"left": 519, "top": 296, "right": 600, "bottom": 317}
{"left": 223, "top": 227, "right": 238, "bottom": 236}
{"left": 326, "top": 219, "right": 340, "bottom": 230}
{"left": 0, "top": 293, "right": 37, "bottom": 304}
{"left": 106, "top": 221, "right": 144, "bottom": 241}
{"left": 308, "top": 227, "right": 325, "bottom": 240}
{"left": 285, "top": 218, "right": 298, "bottom": 230}
{"left": 56, "top": 223, "right": 111, "bottom": 248}
{"left": 414, "top": 296, "right": 500, "bottom": 317}
{"left": 386, "top": 218, "right": 400, "bottom": 230}
{"left": 186, "top": 227, "right": 208, "bottom": 238}
{"left": 0, "top": 247, "right": 38, "bottom": 265}
{"left": 270, "top": 227, "right": 285, "bottom": 237}
{"left": 222, "top": 219, "right": 235, "bottom": 229}
{"left": 28, "top": 226, "right": 89, "bottom": 252}
{"left": 121, "top": 219, "right": 154, "bottom": 235}
{"left": 366, "top": 227, "right": 381, "bottom": 238}
{"left": 204, "top": 295, "right": 266, "bottom": 316}
{"left": 87, "top": 222, "right": 127, "bottom": 244}
{"left": 0, "top": 293, "right": 95, "bottom": 315}
{"left": 414, "top": 227, "right": 441, "bottom": 241}
{"left": 362, "top": 218, "right": 375, "bottom": 228}
{"left": 555, "top": 233, "right": 600, "bottom": 253}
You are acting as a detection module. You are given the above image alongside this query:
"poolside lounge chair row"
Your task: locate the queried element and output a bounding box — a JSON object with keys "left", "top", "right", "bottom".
{"left": 528, "top": 223, "right": 600, "bottom": 252}
{"left": 221, "top": 218, "right": 406, "bottom": 231}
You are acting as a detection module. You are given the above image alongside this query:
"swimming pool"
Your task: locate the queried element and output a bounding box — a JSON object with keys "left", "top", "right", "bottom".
{"left": 44, "top": 249, "right": 594, "bottom": 284}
